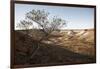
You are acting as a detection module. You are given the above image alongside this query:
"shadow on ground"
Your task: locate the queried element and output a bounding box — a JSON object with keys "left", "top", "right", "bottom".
{"left": 13, "top": 31, "right": 96, "bottom": 67}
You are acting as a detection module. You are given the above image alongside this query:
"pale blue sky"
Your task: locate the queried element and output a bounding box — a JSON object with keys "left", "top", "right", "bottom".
{"left": 15, "top": 3, "right": 94, "bottom": 30}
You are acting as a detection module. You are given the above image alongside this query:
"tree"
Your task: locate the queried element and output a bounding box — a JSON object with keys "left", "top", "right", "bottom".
{"left": 25, "top": 9, "right": 66, "bottom": 40}
{"left": 16, "top": 9, "right": 67, "bottom": 60}
{"left": 16, "top": 20, "right": 33, "bottom": 34}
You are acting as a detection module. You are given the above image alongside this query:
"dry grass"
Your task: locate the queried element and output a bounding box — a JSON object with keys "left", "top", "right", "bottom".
{"left": 13, "top": 29, "right": 96, "bottom": 67}
{"left": 42, "top": 29, "right": 95, "bottom": 56}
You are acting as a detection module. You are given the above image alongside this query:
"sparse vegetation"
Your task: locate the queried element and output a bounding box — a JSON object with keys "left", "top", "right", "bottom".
{"left": 14, "top": 29, "right": 96, "bottom": 66}
{"left": 14, "top": 9, "right": 96, "bottom": 67}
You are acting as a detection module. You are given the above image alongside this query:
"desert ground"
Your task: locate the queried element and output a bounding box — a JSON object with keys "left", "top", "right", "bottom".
{"left": 13, "top": 29, "right": 96, "bottom": 67}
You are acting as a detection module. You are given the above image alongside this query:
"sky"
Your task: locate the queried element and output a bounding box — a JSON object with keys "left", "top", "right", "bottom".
{"left": 15, "top": 3, "right": 94, "bottom": 30}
